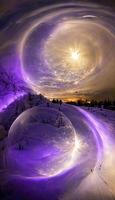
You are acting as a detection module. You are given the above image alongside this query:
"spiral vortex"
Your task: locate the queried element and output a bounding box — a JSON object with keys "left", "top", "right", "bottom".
{"left": 19, "top": 2, "right": 115, "bottom": 99}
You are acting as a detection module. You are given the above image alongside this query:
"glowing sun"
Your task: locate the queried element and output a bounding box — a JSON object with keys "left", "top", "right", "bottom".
{"left": 70, "top": 49, "right": 80, "bottom": 61}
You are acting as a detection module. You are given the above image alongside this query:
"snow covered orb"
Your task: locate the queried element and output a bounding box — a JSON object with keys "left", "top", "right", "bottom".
{"left": 7, "top": 107, "right": 77, "bottom": 178}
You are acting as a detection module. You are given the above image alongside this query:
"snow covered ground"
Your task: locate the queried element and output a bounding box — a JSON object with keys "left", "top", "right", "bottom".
{"left": 0, "top": 103, "right": 115, "bottom": 200}
{"left": 61, "top": 105, "right": 115, "bottom": 200}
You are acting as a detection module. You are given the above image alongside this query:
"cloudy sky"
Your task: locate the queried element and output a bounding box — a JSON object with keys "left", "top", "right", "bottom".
{"left": 0, "top": 0, "right": 115, "bottom": 102}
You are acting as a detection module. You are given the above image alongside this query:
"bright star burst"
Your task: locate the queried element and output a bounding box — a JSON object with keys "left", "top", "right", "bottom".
{"left": 70, "top": 49, "right": 80, "bottom": 62}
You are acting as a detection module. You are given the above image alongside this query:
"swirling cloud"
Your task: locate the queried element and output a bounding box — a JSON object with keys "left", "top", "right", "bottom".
{"left": 18, "top": 3, "right": 115, "bottom": 100}
{"left": 0, "top": 1, "right": 115, "bottom": 101}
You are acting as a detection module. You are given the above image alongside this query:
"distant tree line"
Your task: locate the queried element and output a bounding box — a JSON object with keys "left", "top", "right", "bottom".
{"left": 66, "top": 99, "right": 115, "bottom": 110}
{"left": 52, "top": 99, "right": 63, "bottom": 105}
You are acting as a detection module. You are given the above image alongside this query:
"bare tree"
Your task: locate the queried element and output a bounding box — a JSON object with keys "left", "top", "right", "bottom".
{"left": 0, "top": 65, "right": 27, "bottom": 96}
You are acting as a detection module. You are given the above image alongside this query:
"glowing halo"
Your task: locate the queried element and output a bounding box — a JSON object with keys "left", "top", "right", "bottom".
{"left": 19, "top": 3, "right": 115, "bottom": 99}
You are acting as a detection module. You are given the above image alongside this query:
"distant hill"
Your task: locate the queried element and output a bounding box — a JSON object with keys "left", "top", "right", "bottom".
{"left": 0, "top": 93, "right": 49, "bottom": 135}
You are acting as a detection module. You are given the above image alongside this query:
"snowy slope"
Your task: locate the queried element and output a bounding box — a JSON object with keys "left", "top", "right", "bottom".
{"left": 0, "top": 93, "right": 48, "bottom": 133}
{"left": 0, "top": 103, "right": 115, "bottom": 200}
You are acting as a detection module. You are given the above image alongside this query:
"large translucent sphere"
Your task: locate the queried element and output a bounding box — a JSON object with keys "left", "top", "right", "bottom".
{"left": 7, "top": 107, "right": 77, "bottom": 178}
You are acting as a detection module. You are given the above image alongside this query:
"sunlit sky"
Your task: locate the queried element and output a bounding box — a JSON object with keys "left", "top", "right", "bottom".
{"left": 0, "top": 0, "right": 115, "bottom": 102}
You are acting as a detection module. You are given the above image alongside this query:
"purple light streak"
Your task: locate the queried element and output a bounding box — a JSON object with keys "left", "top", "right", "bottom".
{"left": 77, "top": 107, "right": 104, "bottom": 167}
{"left": 0, "top": 92, "right": 26, "bottom": 112}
